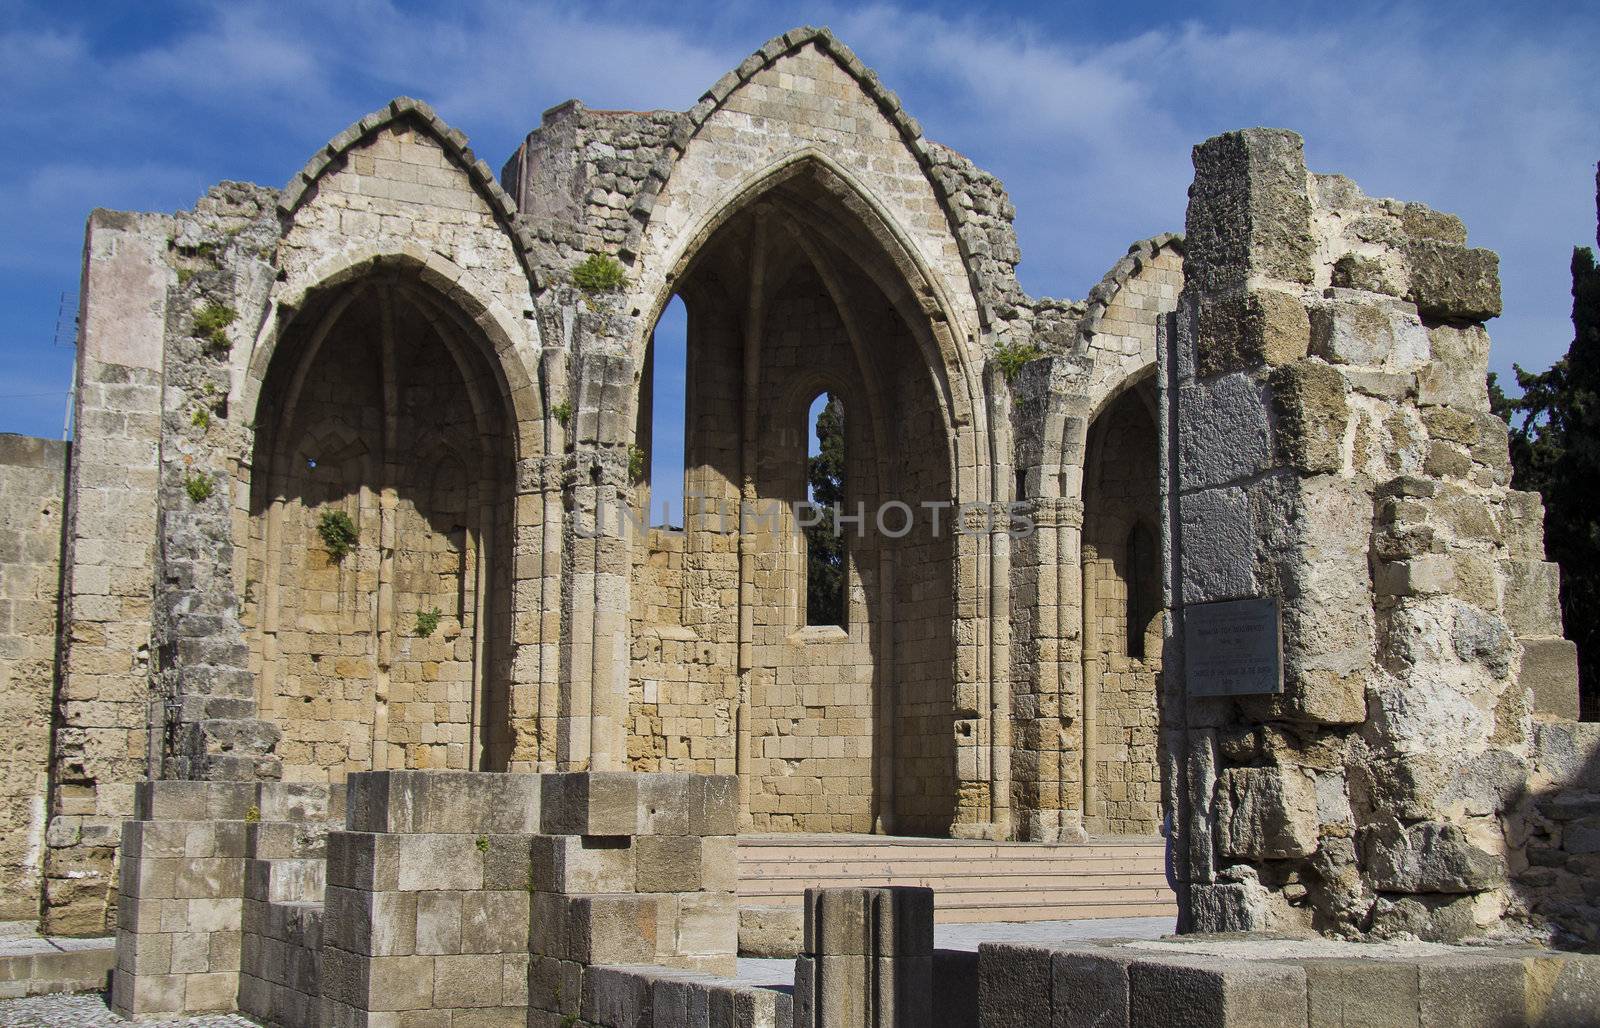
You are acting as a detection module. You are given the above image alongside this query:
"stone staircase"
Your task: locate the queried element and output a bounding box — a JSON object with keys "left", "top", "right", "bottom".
{"left": 736, "top": 834, "right": 1177, "bottom": 924}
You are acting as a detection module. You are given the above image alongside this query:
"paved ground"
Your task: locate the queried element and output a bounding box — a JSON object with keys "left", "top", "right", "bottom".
{"left": 0, "top": 993, "right": 254, "bottom": 1027}
{"left": 734, "top": 914, "right": 1174, "bottom": 988}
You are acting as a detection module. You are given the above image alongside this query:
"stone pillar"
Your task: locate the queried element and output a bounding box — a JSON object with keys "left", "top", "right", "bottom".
{"left": 1164, "top": 127, "right": 1563, "bottom": 941}
{"left": 320, "top": 772, "right": 543, "bottom": 1024}
{"left": 795, "top": 886, "right": 934, "bottom": 1028}
{"left": 110, "top": 782, "right": 254, "bottom": 1018}
{"left": 528, "top": 772, "right": 739, "bottom": 1025}
{"left": 45, "top": 209, "right": 173, "bottom": 936}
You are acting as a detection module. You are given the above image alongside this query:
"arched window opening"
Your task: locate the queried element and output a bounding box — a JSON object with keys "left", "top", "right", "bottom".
{"left": 645, "top": 294, "right": 688, "bottom": 529}
{"left": 805, "top": 391, "right": 846, "bottom": 628}
{"left": 1126, "top": 521, "right": 1159, "bottom": 659}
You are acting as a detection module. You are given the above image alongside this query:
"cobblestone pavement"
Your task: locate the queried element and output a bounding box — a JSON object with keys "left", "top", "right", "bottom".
{"left": 0, "top": 992, "right": 255, "bottom": 1027}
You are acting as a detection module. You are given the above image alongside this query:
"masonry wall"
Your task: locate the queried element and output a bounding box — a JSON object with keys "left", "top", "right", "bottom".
{"left": 0, "top": 435, "right": 67, "bottom": 921}
{"left": 45, "top": 210, "right": 171, "bottom": 935}
{"left": 1163, "top": 127, "right": 1583, "bottom": 942}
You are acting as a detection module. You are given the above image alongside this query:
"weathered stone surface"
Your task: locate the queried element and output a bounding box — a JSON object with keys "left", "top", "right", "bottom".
{"left": 1217, "top": 766, "right": 1319, "bottom": 860}
{"left": 1405, "top": 241, "right": 1502, "bottom": 321}
{"left": 1361, "top": 820, "right": 1506, "bottom": 894}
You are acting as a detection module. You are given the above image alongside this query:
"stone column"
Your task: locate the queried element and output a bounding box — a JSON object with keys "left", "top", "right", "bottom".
{"left": 110, "top": 782, "right": 254, "bottom": 1018}
{"left": 44, "top": 210, "right": 173, "bottom": 936}
{"left": 795, "top": 886, "right": 934, "bottom": 1028}
{"left": 1164, "top": 127, "right": 1562, "bottom": 941}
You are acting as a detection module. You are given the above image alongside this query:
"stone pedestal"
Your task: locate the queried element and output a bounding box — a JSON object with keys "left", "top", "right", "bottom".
{"left": 795, "top": 886, "right": 934, "bottom": 1028}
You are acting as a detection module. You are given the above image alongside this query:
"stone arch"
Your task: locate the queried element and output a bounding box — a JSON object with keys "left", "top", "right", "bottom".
{"left": 622, "top": 151, "right": 962, "bottom": 836}
{"left": 244, "top": 265, "right": 521, "bottom": 781}
{"left": 242, "top": 246, "right": 542, "bottom": 461}
{"left": 1079, "top": 371, "right": 1165, "bottom": 836}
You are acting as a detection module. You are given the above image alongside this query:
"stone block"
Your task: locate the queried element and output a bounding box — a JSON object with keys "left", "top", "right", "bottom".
{"left": 932, "top": 949, "right": 979, "bottom": 1028}
{"left": 738, "top": 904, "right": 802, "bottom": 958}
{"left": 978, "top": 942, "right": 1052, "bottom": 1026}
{"left": 1179, "top": 373, "right": 1273, "bottom": 491}
{"left": 1521, "top": 637, "right": 1580, "bottom": 720}
{"left": 637, "top": 834, "right": 703, "bottom": 892}
{"left": 395, "top": 834, "right": 485, "bottom": 892}
{"left": 1303, "top": 958, "right": 1419, "bottom": 1027}
{"left": 673, "top": 892, "right": 737, "bottom": 958}
{"left": 530, "top": 833, "right": 636, "bottom": 893}
{"left": 1128, "top": 956, "right": 1307, "bottom": 1028}
{"left": 323, "top": 886, "right": 418, "bottom": 956}
{"left": 1362, "top": 820, "right": 1506, "bottom": 893}
{"left": 326, "top": 831, "right": 403, "bottom": 892}
{"left": 567, "top": 894, "right": 659, "bottom": 964}
{"left": 433, "top": 953, "right": 504, "bottom": 1008}
{"left": 460, "top": 891, "right": 530, "bottom": 954}
{"left": 1417, "top": 324, "right": 1492, "bottom": 411}
{"left": 415, "top": 891, "right": 463, "bottom": 955}
{"left": 1217, "top": 766, "right": 1319, "bottom": 860}
{"left": 1052, "top": 947, "right": 1135, "bottom": 1028}
{"left": 1194, "top": 289, "right": 1311, "bottom": 377}
{"left": 1270, "top": 358, "right": 1349, "bottom": 474}
{"left": 1309, "top": 296, "right": 1429, "bottom": 370}
{"left": 1523, "top": 952, "right": 1600, "bottom": 1027}
{"left": 1415, "top": 954, "right": 1524, "bottom": 1027}
{"left": 346, "top": 771, "right": 543, "bottom": 835}
{"left": 1405, "top": 241, "right": 1502, "bottom": 322}
{"left": 1178, "top": 487, "right": 1256, "bottom": 605}
{"left": 540, "top": 772, "right": 641, "bottom": 836}
{"left": 1186, "top": 128, "right": 1315, "bottom": 291}
{"left": 581, "top": 964, "right": 653, "bottom": 1027}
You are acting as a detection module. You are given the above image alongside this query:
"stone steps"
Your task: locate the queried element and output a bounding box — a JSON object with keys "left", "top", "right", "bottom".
{"left": 736, "top": 835, "right": 1177, "bottom": 924}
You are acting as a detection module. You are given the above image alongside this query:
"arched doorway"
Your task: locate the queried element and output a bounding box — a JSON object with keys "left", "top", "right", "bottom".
{"left": 627, "top": 163, "right": 959, "bottom": 835}
{"left": 245, "top": 269, "right": 517, "bottom": 782}
{"left": 1080, "top": 375, "right": 1164, "bottom": 835}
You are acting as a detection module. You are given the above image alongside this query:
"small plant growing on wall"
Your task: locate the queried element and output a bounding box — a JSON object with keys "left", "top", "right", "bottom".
{"left": 183, "top": 471, "right": 216, "bottom": 503}
{"left": 415, "top": 608, "right": 442, "bottom": 638}
{"left": 191, "top": 406, "right": 211, "bottom": 430}
{"left": 628, "top": 444, "right": 646, "bottom": 482}
{"left": 552, "top": 400, "right": 572, "bottom": 426}
{"left": 316, "top": 509, "right": 359, "bottom": 561}
{"left": 571, "top": 254, "right": 626, "bottom": 293}
{"left": 193, "top": 302, "right": 237, "bottom": 352}
{"left": 993, "top": 340, "right": 1043, "bottom": 383}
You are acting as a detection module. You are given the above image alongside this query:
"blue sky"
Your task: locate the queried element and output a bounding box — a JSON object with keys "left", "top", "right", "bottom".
{"left": 2, "top": 0, "right": 1597, "bottom": 451}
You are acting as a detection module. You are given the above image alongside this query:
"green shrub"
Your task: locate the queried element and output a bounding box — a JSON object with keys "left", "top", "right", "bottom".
{"left": 572, "top": 254, "right": 626, "bottom": 293}
{"left": 316, "top": 509, "right": 359, "bottom": 561}
{"left": 191, "top": 406, "right": 210, "bottom": 430}
{"left": 994, "top": 341, "right": 1043, "bottom": 383}
{"left": 552, "top": 400, "right": 572, "bottom": 426}
{"left": 628, "top": 444, "right": 646, "bottom": 481}
{"left": 183, "top": 471, "right": 216, "bottom": 504}
{"left": 415, "top": 608, "right": 442, "bottom": 638}
{"left": 193, "top": 302, "right": 237, "bottom": 351}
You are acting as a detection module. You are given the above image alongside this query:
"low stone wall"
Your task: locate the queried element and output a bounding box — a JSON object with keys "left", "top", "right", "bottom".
{"left": 111, "top": 770, "right": 742, "bottom": 1024}
{"left": 977, "top": 936, "right": 1600, "bottom": 1027}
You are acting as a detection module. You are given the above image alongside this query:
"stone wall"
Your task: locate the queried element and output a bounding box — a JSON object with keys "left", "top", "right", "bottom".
{"left": 0, "top": 435, "right": 67, "bottom": 921}
{"left": 44, "top": 210, "right": 171, "bottom": 936}
{"left": 1163, "top": 127, "right": 1585, "bottom": 942}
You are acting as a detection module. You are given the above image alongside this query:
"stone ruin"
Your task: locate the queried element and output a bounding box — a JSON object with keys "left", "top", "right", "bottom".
{"left": 0, "top": 21, "right": 1595, "bottom": 1027}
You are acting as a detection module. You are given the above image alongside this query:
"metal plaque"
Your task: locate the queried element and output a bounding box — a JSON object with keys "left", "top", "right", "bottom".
{"left": 1184, "top": 596, "right": 1283, "bottom": 697}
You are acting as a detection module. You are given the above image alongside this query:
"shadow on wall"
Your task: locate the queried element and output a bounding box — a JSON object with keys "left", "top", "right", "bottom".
{"left": 1507, "top": 716, "right": 1600, "bottom": 950}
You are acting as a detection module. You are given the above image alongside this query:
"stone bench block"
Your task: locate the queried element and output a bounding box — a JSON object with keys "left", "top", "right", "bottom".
{"left": 134, "top": 780, "right": 258, "bottom": 821}
{"left": 738, "top": 904, "right": 802, "bottom": 957}
{"left": 1303, "top": 958, "right": 1419, "bottom": 1027}
{"left": 1416, "top": 954, "right": 1525, "bottom": 1027}
{"left": 345, "top": 770, "right": 543, "bottom": 835}
{"left": 1128, "top": 955, "right": 1307, "bottom": 1028}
